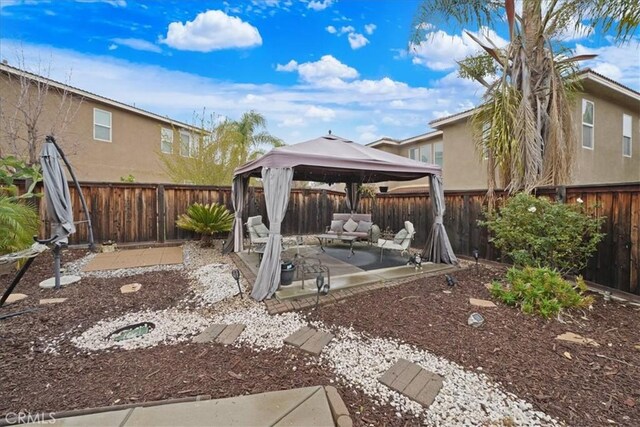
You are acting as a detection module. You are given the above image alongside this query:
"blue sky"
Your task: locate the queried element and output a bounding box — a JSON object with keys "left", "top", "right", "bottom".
{"left": 1, "top": 0, "right": 639, "bottom": 145}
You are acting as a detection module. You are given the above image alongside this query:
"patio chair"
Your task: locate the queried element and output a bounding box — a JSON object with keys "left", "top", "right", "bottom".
{"left": 377, "top": 221, "right": 415, "bottom": 261}
{"left": 245, "top": 215, "right": 300, "bottom": 254}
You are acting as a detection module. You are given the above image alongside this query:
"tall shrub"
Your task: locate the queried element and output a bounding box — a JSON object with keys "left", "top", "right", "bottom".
{"left": 481, "top": 193, "right": 604, "bottom": 274}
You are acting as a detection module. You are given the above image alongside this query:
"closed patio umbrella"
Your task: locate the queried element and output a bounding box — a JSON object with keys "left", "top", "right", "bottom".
{"left": 40, "top": 136, "right": 76, "bottom": 289}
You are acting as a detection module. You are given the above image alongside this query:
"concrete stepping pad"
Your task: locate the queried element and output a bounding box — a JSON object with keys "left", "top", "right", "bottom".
{"left": 39, "top": 275, "right": 81, "bottom": 289}
{"left": 4, "top": 293, "right": 28, "bottom": 305}
{"left": 284, "top": 326, "right": 334, "bottom": 356}
{"left": 193, "top": 324, "right": 245, "bottom": 345}
{"left": 40, "top": 298, "right": 68, "bottom": 304}
{"left": 379, "top": 358, "right": 443, "bottom": 408}
{"left": 469, "top": 298, "right": 497, "bottom": 308}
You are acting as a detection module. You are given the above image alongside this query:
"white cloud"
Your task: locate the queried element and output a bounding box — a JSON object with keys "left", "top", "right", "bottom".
{"left": 276, "top": 59, "right": 298, "bottom": 72}
{"left": 108, "top": 43, "right": 118, "bottom": 51}
{"left": 325, "top": 25, "right": 336, "bottom": 34}
{"left": 307, "top": 0, "right": 333, "bottom": 11}
{"left": 305, "top": 105, "right": 335, "bottom": 121}
{"left": 348, "top": 33, "right": 369, "bottom": 50}
{"left": 278, "top": 116, "right": 306, "bottom": 127}
{"left": 410, "top": 26, "right": 508, "bottom": 71}
{"left": 279, "top": 55, "right": 358, "bottom": 85}
{"left": 575, "top": 41, "right": 640, "bottom": 90}
{"left": 364, "top": 23, "right": 376, "bottom": 35}
{"left": 4, "top": 40, "right": 489, "bottom": 148}
{"left": 339, "top": 25, "right": 354, "bottom": 35}
{"left": 112, "top": 38, "right": 161, "bottom": 53}
{"left": 161, "top": 10, "right": 262, "bottom": 52}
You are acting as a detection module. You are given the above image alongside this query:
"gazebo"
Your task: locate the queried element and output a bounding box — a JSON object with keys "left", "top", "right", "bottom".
{"left": 223, "top": 134, "right": 457, "bottom": 301}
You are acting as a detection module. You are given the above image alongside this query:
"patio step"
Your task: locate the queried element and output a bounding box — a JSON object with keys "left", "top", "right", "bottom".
{"left": 193, "top": 324, "right": 245, "bottom": 345}
{"left": 379, "top": 358, "right": 443, "bottom": 408}
{"left": 284, "top": 326, "right": 334, "bottom": 356}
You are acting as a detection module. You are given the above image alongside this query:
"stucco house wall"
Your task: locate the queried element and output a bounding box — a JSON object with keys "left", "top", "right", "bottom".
{"left": 0, "top": 64, "right": 196, "bottom": 183}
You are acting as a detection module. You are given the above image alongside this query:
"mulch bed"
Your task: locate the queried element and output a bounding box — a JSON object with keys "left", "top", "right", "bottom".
{"left": 0, "top": 249, "right": 403, "bottom": 426}
{"left": 316, "top": 264, "right": 640, "bottom": 426}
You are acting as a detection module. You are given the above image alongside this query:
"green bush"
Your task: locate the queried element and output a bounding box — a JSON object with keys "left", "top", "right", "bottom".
{"left": 491, "top": 267, "right": 594, "bottom": 318}
{"left": 481, "top": 193, "right": 605, "bottom": 274}
{"left": 176, "top": 203, "right": 233, "bottom": 247}
{"left": 0, "top": 196, "right": 40, "bottom": 256}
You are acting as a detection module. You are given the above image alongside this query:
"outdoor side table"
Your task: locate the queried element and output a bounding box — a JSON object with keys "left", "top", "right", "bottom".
{"left": 315, "top": 233, "right": 359, "bottom": 258}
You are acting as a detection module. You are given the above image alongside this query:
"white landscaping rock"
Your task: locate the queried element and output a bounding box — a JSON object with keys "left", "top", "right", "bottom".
{"left": 71, "top": 309, "right": 209, "bottom": 351}
{"left": 184, "top": 263, "right": 242, "bottom": 307}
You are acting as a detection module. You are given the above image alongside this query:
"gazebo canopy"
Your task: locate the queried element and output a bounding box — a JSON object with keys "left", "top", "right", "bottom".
{"left": 225, "top": 133, "right": 456, "bottom": 301}
{"left": 234, "top": 134, "right": 441, "bottom": 183}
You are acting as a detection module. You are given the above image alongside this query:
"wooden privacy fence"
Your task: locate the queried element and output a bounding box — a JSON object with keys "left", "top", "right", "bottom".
{"left": 26, "top": 181, "right": 639, "bottom": 295}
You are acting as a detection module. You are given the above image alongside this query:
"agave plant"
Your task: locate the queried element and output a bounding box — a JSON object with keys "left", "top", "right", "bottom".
{"left": 176, "top": 202, "right": 234, "bottom": 247}
{"left": 0, "top": 196, "right": 40, "bottom": 256}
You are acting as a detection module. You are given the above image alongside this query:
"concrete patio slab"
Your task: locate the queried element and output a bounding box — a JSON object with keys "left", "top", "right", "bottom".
{"left": 274, "top": 386, "right": 333, "bottom": 426}
{"left": 124, "top": 386, "right": 330, "bottom": 426}
{"left": 24, "top": 409, "right": 133, "bottom": 426}
{"left": 82, "top": 247, "right": 183, "bottom": 272}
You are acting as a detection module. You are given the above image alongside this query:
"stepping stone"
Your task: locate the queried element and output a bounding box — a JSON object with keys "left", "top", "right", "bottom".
{"left": 215, "top": 324, "right": 245, "bottom": 345}
{"left": 379, "top": 358, "right": 443, "bottom": 408}
{"left": 40, "top": 298, "right": 67, "bottom": 305}
{"left": 39, "top": 275, "right": 81, "bottom": 289}
{"left": 120, "top": 283, "right": 142, "bottom": 294}
{"left": 193, "top": 324, "right": 246, "bottom": 345}
{"left": 4, "top": 293, "right": 27, "bottom": 305}
{"left": 469, "top": 298, "right": 497, "bottom": 308}
{"left": 556, "top": 332, "right": 600, "bottom": 347}
{"left": 193, "top": 324, "right": 228, "bottom": 343}
{"left": 284, "top": 326, "right": 334, "bottom": 356}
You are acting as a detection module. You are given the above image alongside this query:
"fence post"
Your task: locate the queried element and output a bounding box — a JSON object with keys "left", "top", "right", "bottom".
{"left": 157, "top": 185, "right": 165, "bottom": 243}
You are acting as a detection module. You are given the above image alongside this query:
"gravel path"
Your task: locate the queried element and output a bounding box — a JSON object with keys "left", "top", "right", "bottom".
{"left": 49, "top": 243, "right": 559, "bottom": 425}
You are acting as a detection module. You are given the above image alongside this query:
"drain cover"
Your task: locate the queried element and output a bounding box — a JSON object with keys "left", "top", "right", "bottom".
{"left": 109, "top": 322, "right": 155, "bottom": 342}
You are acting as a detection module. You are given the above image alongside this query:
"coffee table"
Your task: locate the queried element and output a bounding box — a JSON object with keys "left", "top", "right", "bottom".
{"left": 315, "top": 234, "right": 359, "bottom": 258}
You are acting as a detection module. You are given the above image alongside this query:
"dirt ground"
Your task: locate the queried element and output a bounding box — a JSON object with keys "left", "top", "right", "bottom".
{"left": 1, "top": 249, "right": 639, "bottom": 426}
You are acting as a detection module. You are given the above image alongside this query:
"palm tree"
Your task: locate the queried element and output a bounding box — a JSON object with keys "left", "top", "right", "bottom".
{"left": 221, "top": 110, "right": 284, "bottom": 166}
{"left": 413, "top": 0, "right": 639, "bottom": 195}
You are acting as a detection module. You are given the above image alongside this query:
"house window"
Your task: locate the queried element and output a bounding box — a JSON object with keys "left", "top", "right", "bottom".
{"left": 433, "top": 142, "right": 443, "bottom": 167}
{"left": 622, "top": 114, "right": 632, "bottom": 157}
{"left": 161, "top": 127, "right": 173, "bottom": 154}
{"left": 179, "top": 130, "right": 192, "bottom": 157}
{"left": 582, "top": 99, "right": 594, "bottom": 149}
{"left": 419, "top": 145, "right": 432, "bottom": 163}
{"left": 408, "top": 147, "right": 418, "bottom": 160}
{"left": 94, "top": 108, "right": 112, "bottom": 142}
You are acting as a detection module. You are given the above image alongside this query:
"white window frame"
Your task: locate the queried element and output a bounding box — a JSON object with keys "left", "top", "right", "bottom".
{"left": 408, "top": 147, "right": 418, "bottom": 160}
{"left": 179, "top": 130, "right": 192, "bottom": 157}
{"left": 93, "top": 108, "right": 112, "bottom": 142}
{"left": 433, "top": 142, "right": 443, "bottom": 167}
{"left": 419, "top": 144, "right": 432, "bottom": 164}
{"left": 160, "top": 127, "right": 173, "bottom": 154}
{"left": 581, "top": 99, "right": 594, "bottom": 150}
{"left": 622, "top": 114, "right": 632, "bottom": 158}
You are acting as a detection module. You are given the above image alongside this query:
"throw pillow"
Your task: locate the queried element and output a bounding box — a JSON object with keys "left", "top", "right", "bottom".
{"left": 393, "top": 229, "right": 409, "bottom": 244}
{"left": 343, "top": 218, "right": 359, "bottom": 233}
{"left": 330, "top": 220, "right": 344, "bottom": 233}
{"left": 355, "top": 220, "right": 372, "bottom": 233}
{"left": 254, "top": 223, "right": 270, "bottom": 238}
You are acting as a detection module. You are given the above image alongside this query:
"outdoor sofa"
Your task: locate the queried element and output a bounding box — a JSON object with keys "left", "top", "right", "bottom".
{"left": 325, "top": 213, "right": 380, "bottom": 243}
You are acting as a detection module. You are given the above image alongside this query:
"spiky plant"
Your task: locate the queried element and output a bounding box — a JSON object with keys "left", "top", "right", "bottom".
{"left": 0, "top": 196, "right": 40, "bottom": 256}
{"left": 176, "top": 203, "right": 234, "bottom": 247}
{"left": 413, "top": 0, "right": 639, "bottom": 197}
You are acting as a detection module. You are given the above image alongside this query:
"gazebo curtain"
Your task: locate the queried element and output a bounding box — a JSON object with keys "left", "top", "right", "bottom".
{"left": 222, "top": 176, "right": 248, "bottom": 254}
{"left": 423, "top": 174, "right": 457, "bottom": 264}
{"left": 344, "top": 182, "right": 361, "bottom": 213}
{"left": 250, "top": 167, "right": 294, "bottom": 301}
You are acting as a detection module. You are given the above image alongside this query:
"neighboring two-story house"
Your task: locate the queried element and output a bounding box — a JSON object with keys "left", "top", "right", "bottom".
{"left": 369, "top": 69, "right": 640, "bottom": 191}
{"left": 0, "top": 63, "right": 199, "bottom": 183}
